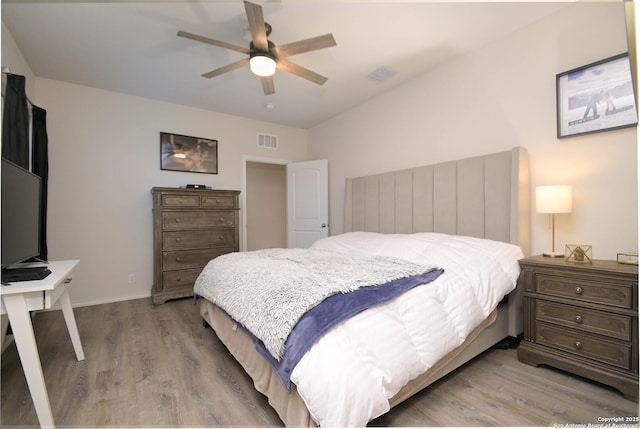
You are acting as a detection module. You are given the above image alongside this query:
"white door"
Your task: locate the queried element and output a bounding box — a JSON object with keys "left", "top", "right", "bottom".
{"left": 286, "top": 159, "right": 329, "bottom": 248}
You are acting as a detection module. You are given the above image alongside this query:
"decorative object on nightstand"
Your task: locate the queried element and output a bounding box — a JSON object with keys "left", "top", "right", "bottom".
{"left": 565, "top": 244, "right": 592, "bottom": 264}
{"left": 151, "top": 187, "right": 240, "bottom": 305}
{"left": 617, "top": 253, "right": 639, "bottom": 265}
{"left": 536, "top": 185, "right": 572, "bottom": 257}
{"left": 517, "top": 255, "right": 638, "bottom": 401}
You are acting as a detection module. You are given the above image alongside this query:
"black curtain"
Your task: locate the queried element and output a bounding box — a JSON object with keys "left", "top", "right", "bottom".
{"left": 2, "top": 73, "right": 49, "bottom": 261}
{"left": 32, "top": 106, "right": 49, "bottom": 261}
{"left": 2, "top": 73, "right": 29, "bottom": 169}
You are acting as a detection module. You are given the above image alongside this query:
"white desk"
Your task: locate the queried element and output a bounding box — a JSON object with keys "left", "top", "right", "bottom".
{"left": 1, "top": 260, "right": 84, "bottom": 429}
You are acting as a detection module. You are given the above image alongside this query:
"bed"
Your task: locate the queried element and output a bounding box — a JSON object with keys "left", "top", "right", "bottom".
{"left": 196, "top": 147, "right": 530, "bottom": 427}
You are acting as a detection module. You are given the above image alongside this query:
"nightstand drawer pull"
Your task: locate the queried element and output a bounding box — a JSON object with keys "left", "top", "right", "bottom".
{"left": 574, "top": 341, "right": 582, "bottom": 350}
{"left": 574, "top": 315, "right": 583, "bottom": 324}
{"left": 574, "top": 286, "right": 583, "bottom": 295}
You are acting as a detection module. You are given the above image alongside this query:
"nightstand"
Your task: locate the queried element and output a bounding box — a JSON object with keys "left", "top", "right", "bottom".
{"left": 517, "top": 255, "right": 638, "bottom": 401}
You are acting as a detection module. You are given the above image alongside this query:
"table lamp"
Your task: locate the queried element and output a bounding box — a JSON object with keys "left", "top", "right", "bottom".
{"left": 536, "top": 185, "right": 572, "bottom": 257}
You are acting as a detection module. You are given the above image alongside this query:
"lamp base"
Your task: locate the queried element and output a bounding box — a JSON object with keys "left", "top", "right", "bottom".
{"left": 543, "top": 250, "right": 564, "bottom": 258}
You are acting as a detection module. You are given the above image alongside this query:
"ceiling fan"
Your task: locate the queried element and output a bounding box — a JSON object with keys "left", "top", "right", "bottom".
{"left": 177, "top": 1, "right": 337, "bottom": 95}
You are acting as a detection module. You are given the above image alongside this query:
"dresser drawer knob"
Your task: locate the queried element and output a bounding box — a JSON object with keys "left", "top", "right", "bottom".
{"left": 175, "top": 218, "right": 181, "bottom": 223}
{"left": 574, "top": 286, "right": 583, "bottom": 295}
{"left": 574, "top": 315, "right": 583, "bottom": 324}
{"left": 175, "top": 237, "right": 181, "bottom": 242}
{"left": 176, "top": 257, "right": 182, "bottom": 262}
{"left": 574, "top": 341, "right": 582, "bottom": 350}
{"left": 219, "top": 218, "right": 225, "bottom": 222}
{"left": 176, "top": 277, "right": 181, "bottom": 282}
{"left": 216, "top": 199, "right": 221, "bottom": 204}
{"left": 219, "top": 235, "right": 224, "bottom": 240}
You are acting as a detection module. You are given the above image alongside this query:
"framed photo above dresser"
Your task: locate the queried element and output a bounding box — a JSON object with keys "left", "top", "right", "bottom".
{"left": 160, "top": 132, "right": 218, "bottom": 174}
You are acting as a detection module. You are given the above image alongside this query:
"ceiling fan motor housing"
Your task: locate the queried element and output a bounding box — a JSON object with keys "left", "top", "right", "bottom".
{"left": 249, "top": 39, "right": 276, "bottom": 58}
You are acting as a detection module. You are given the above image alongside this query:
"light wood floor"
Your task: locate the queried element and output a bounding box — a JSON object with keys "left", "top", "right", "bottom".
{"left": 1, "top": 297, "right": 638, "bottom": 428}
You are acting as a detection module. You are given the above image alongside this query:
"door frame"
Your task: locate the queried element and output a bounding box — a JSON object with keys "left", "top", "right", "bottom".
{"left": 241, "top": 155, "right": 291, "bottom": 252}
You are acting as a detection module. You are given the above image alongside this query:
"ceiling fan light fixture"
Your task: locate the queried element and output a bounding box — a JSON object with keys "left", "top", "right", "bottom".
{"left": 250, "top": 53, "right": 276, "bottom": 77}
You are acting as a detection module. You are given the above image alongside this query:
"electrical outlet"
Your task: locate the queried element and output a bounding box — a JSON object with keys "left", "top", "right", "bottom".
{"left": 128, "top": 273, "right": 136, "bottom": 284}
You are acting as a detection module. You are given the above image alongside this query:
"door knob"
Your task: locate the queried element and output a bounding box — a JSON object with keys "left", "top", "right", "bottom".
{"left": 321, "top": 223, "right": 327, "bottom": 228}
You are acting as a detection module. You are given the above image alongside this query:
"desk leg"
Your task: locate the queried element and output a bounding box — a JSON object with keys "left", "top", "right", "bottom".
{"left": 2, "top": 294, "right": 55, "bottom": 429}
{"left": 58, "top": 286, "right": 84, "bottom": 361}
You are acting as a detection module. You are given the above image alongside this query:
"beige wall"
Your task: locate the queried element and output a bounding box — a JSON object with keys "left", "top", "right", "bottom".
{"left": 246, "top": 162, "right": 287, "bottom": 250}
{"left": 2, "top": 20, "right": 308, "bottom": 306}
{"left": 1, "top": 24, "right": 35, "bottom": 96}
{"left": 309, "top": 2, "right": 637, "bottom": 260}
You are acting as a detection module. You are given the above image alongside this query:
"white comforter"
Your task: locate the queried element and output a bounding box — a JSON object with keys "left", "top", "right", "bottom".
{"left": 290, "top": 232, "right": 524, "bottom": 427}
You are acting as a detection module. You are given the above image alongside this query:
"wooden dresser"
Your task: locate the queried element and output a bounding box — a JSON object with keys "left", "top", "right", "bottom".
{"left": 151, "top": 187, "right": 240, "bottom": 305}
{"left": 517, "top": 255, "right": 638, "bottom": 400}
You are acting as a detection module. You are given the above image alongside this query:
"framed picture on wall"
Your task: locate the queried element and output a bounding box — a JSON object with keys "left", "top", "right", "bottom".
{"left": 160, "top": 132, "right": 218, "bottom": 174}
{"left": 556, "top": 53, "right": 638, "bottom": 138}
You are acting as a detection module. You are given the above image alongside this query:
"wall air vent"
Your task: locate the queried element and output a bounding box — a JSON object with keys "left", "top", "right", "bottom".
{"left": 257, "top": 133, "right": 278, "bottom": 149}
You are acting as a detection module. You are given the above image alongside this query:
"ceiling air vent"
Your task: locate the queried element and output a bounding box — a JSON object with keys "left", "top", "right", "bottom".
{"left": 257, "top": 133, "right": 278, "bottom": 149}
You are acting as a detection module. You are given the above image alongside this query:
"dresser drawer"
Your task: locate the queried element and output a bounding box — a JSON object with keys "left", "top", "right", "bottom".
{"left": 535, "top": 274, "right": 633, "bottom": 309}
{"left": 202, "top": 195, "right": 236, "bottom": 209}
{"left": 536, "top": 323, "right": 632, "bottom": 370}
{"left": 160, "top": 194, "right": 201, "bottom": 207}
{"left": 162, "top": 268, "right": 203, "bottom": 290}
{"left": 162, "top": 211, "right": 236, "bottom": 229}
{"left": 536, "top": 300, "right": 632, "bottom": 341}
{"left": 162, "top": 230, "right": 236, "bottom": 250}
{"left": 163, "top": 248, "right": 234, "bottom": 270}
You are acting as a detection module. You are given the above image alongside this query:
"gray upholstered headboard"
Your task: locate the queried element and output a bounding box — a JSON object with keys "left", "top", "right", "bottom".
{"left": 344, "top": 147, "right": 530, "bottom": 256}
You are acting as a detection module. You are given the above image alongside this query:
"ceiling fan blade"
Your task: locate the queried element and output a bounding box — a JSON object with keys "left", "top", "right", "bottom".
{"left": 177, "top": 30, "right": 250, "bottom": 55}
{"left": 201, "top": 58, "right": 250, "bottom": 79}
{"left": 261, "top": 76, "right": 275, "bottom": 95}
{"left": 277, "top": 59, "right": 328, "bottom": 86}
{"left": 273, "top": 34, "right": 337, "bottom": 58}
{"left": 244, "top": 1, "right": 269, "bottom": 51}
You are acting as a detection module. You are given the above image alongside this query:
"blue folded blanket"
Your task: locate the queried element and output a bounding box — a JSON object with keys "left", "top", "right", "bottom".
{"left": 251, "top": 268, "right": 444, "bottom": 391}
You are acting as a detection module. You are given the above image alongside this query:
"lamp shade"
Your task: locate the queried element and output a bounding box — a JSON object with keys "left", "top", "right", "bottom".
{"left": 535, "top": 185, "right": 572, "bottom": 214}
{"left": 250, "top": 54, "right": 276, "bottom": 77}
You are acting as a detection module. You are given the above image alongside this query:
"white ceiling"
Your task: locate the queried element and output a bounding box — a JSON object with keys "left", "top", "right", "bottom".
{"left": 2, "top": 1, "right": 571, "bottom": 129}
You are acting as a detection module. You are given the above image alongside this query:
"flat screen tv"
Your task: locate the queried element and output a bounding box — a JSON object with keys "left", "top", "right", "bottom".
{"left": 1, "top": 158, "right": 42, "bottom": 268}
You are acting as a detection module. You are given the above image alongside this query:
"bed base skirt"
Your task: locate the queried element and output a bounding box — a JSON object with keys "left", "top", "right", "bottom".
{"left": 199, "top": 298, "right": 510, "bottom": 427}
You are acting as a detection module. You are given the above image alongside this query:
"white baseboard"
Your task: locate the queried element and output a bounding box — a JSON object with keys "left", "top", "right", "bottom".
{"left": 41, "top": 292, "right": 153, "bottom": 311}
{"left": 70, "top": 292, "right": 152, "bottom": 309}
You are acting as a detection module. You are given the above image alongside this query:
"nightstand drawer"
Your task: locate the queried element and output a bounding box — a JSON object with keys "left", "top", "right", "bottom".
{"left": 536, "top": 300, "right": 632, "bottom": 341}
{"left": 537, "top": 323, "right": 632, "bottom": 370}
{"left": 536, "top": 274, "right": 633, "bottom": 309}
